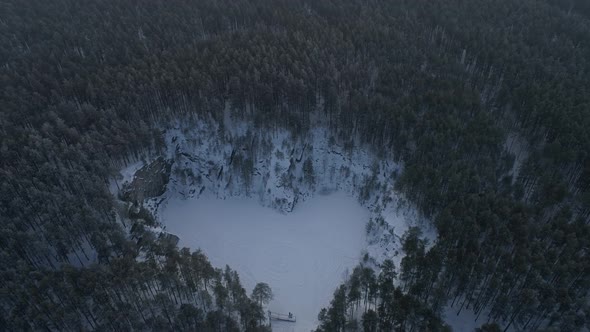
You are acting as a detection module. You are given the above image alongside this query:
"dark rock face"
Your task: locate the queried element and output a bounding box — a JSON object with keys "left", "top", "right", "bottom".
{"left": 122, "top": 157, "right": 173, "bottom": 202}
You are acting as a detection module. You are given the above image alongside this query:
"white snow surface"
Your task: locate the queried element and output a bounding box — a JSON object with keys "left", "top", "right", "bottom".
{"left": 162, "top": 193, "right": 367, "bottom": 332}
{"left": 504, "top": 131, "right": 529, "bottom": 181}
{"left": 444, "top": 304, "right": 488, "bottom": 332}
{"left": 443, "top": 303, "right": 516, "bottom": 332}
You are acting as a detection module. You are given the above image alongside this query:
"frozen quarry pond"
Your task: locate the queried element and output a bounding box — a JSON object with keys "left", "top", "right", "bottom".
{"left": 161, "top": 192, "right": 368, "bottom": 332}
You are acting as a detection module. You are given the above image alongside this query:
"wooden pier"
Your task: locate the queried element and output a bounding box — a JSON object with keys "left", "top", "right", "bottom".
{"left": 268, "top": 310, "right": 296, "bottom": 323}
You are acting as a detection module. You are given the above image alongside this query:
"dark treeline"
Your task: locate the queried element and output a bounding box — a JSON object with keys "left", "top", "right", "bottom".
{"left": 1, "top": 0, "right": 590, "bottom": 330}
{"left": 4, "top": 229, "right": 269, "bottom": 331}
{"left": 316, "top": 232, "right": 451, "bottom": 332}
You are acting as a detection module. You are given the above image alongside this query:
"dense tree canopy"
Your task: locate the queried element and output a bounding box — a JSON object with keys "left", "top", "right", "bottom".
{"left": 1, "top": 0, "right": 589, "bottom": 330}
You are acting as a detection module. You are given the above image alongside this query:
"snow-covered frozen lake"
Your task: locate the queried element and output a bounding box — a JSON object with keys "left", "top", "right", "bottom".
{"left": 162, "top": 192, "right": 368, "bottom": 332}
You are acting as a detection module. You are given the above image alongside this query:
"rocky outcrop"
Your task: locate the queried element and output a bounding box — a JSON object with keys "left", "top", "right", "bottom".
{"left": 122, "top": 157, "right": 173, "bottom": 202}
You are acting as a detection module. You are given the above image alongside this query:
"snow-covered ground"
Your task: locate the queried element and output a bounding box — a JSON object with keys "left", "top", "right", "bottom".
{"left": 444, "top": 304, "right": 490, "bottom": 332}
{"left": 504, "top": 131, "right": 529, "bottom": 181}
{"left": 443, "top": 302, "right": 514, "bottom": 332}
{"left": 162, "top": 193, "right": 367, "bottom": 332}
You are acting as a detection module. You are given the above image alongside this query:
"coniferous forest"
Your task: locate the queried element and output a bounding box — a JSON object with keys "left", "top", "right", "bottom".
{"left": 2, "top": 0, "right": 590, "bottom": 331}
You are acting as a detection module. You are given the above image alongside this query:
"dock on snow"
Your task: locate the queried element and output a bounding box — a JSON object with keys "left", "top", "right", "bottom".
{"left": 268, "top": 311, "right": 296, "bottom": 322}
